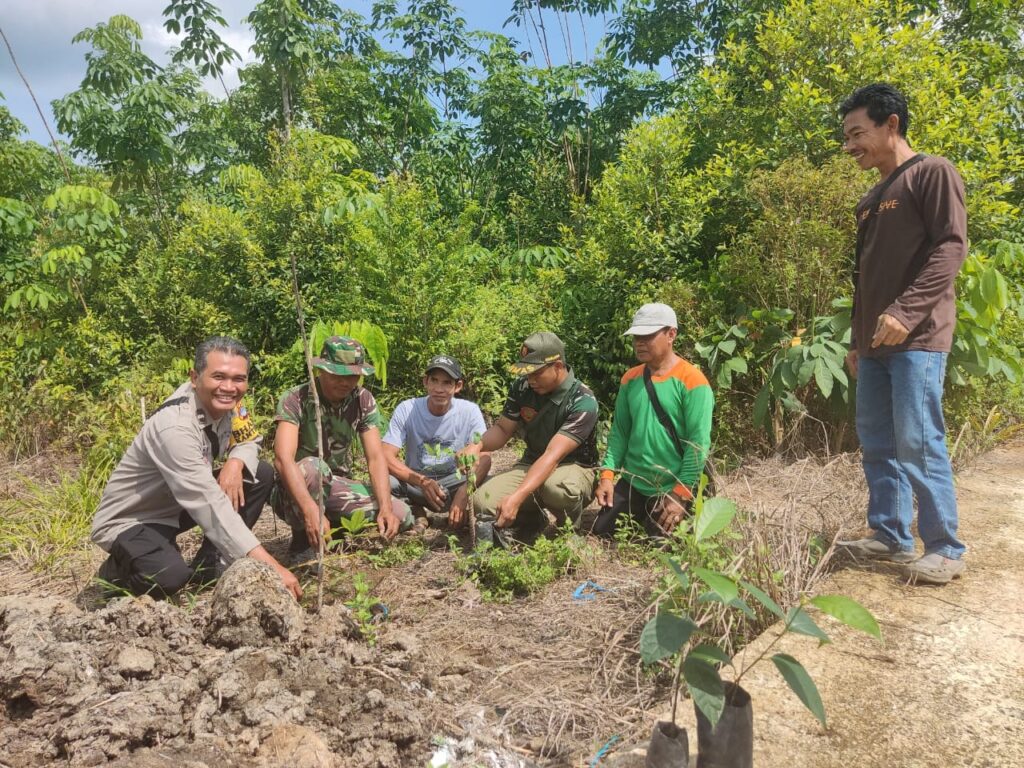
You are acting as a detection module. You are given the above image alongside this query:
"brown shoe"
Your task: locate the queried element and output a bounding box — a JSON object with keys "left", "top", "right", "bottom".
{"left": 838, "top": 536, "right": 917, "bottom": 563}
{"left": 904, "top": 553, "right": 965, "bottom": 585}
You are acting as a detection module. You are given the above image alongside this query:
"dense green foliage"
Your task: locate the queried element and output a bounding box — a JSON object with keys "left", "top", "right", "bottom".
{"left": 1, "top": 0, "right": 1022, "bottom": 466}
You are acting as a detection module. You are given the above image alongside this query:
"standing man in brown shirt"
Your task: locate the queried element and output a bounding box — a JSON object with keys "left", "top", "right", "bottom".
{"left": 837, "top": 83, "right": 967, "bottom": 584}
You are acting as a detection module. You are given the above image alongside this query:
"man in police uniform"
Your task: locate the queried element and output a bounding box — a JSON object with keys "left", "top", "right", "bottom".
{"left": 468, "top": 332, "right": 599, "bottom": 545}
{"left": 91, "top": 336, "right": 302, "bottom": 600}
{"left": 272, "top": 336, "right": 413, "bottom": 554}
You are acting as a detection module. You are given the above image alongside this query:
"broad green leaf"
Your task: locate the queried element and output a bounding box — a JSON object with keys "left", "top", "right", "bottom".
{"left": 688, "top": 643, "right": 734, "bottom": 667}
{"left": 753, "top": 385, "right": 771, "bottom": 426}
{"left": 697, "top": 592, "right": 756, "bottom": 618}
{"left": 979, "top": 267, "right": 1000, "bottom": 307}
{"left": 727, "top": 357, "right": 748, "bottom": 374}
{"left": 739, "top": 579, "right": 785, "bottom": 618}
{"left": 640, "top": 613, "right": 697, "bottom": 664}
{"left": 809, "top": 595, "right": 881, "bottom": 639}
{"left": 693, "top": 568, "right": 738, "bottom": 605}
{"left": 694, "top": 497, "right": 736, "bottom": 542}
{"left": 771, "top": 653, "right": 826, "bottom": 727}
{"left": 797, "top": 357, "right": 816, "bottom": 387}
{"left": 785, "top": 606, "right": 830, "bottom": 644}
{"left": 685, "top": 655, "right": 725, "bottom": 727}
{"left": 814, "top": 359, "right": 834, "bottom": 398}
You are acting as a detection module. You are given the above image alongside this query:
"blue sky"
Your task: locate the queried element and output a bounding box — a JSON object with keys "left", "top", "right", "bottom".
{"left": 0, "top": 1, "right": 623, "bottom": 146}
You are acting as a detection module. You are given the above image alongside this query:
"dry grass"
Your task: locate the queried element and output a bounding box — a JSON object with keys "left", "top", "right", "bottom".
{"left": 721, "top": 453, "right": 868, "bottom": 609}
{"left": 0, "top": 448, "right": 894, "bottom": 764}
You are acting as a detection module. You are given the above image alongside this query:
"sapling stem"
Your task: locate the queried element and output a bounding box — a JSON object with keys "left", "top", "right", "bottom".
{"left": 289, "top": 248, "right": 326, "bottom": 611}
{"left": 670, "top": 642, "right": 685, "bottom": 725}
{"left": 733, "top": 605, "right": 800, "bottom": 692}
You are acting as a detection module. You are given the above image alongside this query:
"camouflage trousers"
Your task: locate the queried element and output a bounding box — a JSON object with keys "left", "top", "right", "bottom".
{"left": 272, "top": 456, "right": 413, "bottom": 532}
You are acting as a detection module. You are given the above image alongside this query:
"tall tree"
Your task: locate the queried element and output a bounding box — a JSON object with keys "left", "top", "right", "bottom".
{"left": 246, "top": 0, "right": 340, "bottom": 140}
{"left": 163, "top": 0, "right": 241, "bottom": 98}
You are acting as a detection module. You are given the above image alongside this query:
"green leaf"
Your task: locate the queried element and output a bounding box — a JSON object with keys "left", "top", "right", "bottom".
{"left": 809, "top": 595, "right": 881, "bottom": 640}
{"left": 697, "top": 592, "right": 755, "bottom": 618}
{"left": 728, "top": 357, "right": 748, "bottom": 374}
{"left": 694, "top": 497, "right": 736, "bottom": 542}
{"left": 753, "top": 385, "right": 771, "bottom": 427}
{"left": 658, "top": 553, "right": 689, "bottom": 589}
{"left": 785, "top": 606, "right": 830, "bottom": 644}
{"left": 685, "top": 655, "right": 725, "bottom": 727}
{"left": 979, "top": 267, "right": 1000, "bottom": 307}
{"left": 693, "top": 567, "right": 738, "bottom": 605}
{"left": 739, "top": 579, "right": 784, "bottom": 619}
{"left": 814, "top": 358, "right": 834, "bottom": 398}
{"left": 688, "top": 643, "right": 734, "bottom": 667}
{"left": 771, "top": 653, "right": 826, "bottom": 727}
{"left": 640, "top": 613, "right": 697, "bottom": 664}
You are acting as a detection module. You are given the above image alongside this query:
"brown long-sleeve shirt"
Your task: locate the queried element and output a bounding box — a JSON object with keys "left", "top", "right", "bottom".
{"left": 853, "top": 154, "right": 967, "bottom": 357}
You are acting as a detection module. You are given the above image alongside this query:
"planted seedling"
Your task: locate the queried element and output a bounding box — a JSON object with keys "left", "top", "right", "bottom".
{"left": 640, "top": 493, "right": 881, "bottom": 732}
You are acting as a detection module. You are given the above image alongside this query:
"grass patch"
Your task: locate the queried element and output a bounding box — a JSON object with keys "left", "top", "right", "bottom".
{"left": 455, "top": 523, "right": 597, "bottom": 601}
{"left": 0, "top": 465, "right": 105, "bottom": 573}
{"left": 361, "top": 537, "right": 427, "bottom": 569}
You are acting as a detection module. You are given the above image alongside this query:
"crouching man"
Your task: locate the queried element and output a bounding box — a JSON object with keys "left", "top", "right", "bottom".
{"left": 272, "top": 336, "right": 413, "bottom": 555}
{"left": 382, "top": 355, "right": 491, "bottom": 529}
{"left": 91, "top": 336, "right": 301, "bottom": 600}
{"left": 467, "top": 333, "right": 599, "bottom": 545}
{"left": 594, "top": 303, "right": 714, "bottom": 538}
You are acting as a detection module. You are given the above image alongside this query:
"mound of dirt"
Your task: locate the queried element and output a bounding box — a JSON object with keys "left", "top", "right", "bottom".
{"left": 0, "top": 566, "right": 429, "bottom": 767}
{"left": 205, "top": 559, "right": 305, "bottom": 649}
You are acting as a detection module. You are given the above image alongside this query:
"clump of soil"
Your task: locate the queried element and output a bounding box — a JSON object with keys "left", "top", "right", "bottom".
{"left": 0, "top": 561, "right": 429, "bottom": 767}
{"left": 205, "top": 559, "right": 307, "bottom": 649}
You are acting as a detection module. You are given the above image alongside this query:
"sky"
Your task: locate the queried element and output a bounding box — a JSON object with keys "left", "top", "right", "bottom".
{"left": 0, "top": 0, "right": 620, "bottom": 147}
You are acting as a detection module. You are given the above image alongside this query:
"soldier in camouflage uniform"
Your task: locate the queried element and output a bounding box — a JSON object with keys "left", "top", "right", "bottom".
{"left": 465, "top": 332, "right": 599, "bottom": 546}
{"left": 272, "top": 337, "right": 412, "bottom": 553}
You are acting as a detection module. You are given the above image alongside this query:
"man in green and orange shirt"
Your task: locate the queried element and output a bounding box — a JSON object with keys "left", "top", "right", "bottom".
{"left": 594, "top": 303, "right": 714, "bottom": 537}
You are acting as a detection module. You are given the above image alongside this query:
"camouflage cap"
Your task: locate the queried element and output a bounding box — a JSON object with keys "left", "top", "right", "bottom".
{"left": 510, "top": 332, "right": 565, "bottom": 375}
{"left": 312, "top": 336, "right": 375, "bottom": 377}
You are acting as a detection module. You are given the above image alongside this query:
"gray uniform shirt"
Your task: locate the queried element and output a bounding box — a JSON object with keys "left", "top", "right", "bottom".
{"left": 91, "top": 382, "right": 262, "bottom": 561}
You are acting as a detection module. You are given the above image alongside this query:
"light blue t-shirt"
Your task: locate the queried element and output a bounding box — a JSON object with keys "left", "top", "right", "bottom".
{"left": 382, "top": 397, "right": 486, "bottom": 478}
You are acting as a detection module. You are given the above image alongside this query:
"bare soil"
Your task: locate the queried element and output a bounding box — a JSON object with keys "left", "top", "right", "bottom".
{"left": 1, "top": 444, "right": 1021, "bottom": 767}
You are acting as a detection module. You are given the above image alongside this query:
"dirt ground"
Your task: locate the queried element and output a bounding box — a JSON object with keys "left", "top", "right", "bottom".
{"left": 1, "top": 444, "right": 1021, "bottom": 767}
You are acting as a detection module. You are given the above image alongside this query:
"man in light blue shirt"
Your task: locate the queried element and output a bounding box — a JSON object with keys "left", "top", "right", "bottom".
{"left": 383, "top": 355, "right": 491, "bottom": 528}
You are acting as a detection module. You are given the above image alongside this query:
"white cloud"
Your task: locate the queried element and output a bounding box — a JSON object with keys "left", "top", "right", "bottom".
{"left": 0, "top": 0, "right": 255, "bottom": 142}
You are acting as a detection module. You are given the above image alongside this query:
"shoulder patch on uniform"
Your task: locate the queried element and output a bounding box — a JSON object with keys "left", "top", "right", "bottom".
{"left": 230, "top": 402, "right": 259, "bottom": 445}
{"left": 621, "top": 364, "right": 645, "bottom": 386}
{"left": 670, "top": 359, "right": 710, "bottom": 390}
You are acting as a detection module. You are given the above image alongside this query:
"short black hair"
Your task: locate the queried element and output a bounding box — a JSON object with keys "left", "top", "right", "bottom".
{"left": 194, "top": 336, "right": 251, "bottom": 374}
{"left": 840, "top": 83, "right": 909, "bottom": 137}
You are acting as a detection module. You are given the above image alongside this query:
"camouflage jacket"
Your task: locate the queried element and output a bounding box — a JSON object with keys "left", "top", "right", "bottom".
{"left": 274, "top": 381, "right": 382, "bottom": 477}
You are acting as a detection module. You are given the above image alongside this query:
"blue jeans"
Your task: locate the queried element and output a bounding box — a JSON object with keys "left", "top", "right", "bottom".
{"left": 855, "top": 351, "right": 964, "bottom": 559}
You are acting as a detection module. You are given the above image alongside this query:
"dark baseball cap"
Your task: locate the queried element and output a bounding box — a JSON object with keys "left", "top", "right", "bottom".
{"left": 510, "top": 332, "right": 565, "bottom": 375}
{"left": 425, "top": 354, "right": 463, "bottom": 381}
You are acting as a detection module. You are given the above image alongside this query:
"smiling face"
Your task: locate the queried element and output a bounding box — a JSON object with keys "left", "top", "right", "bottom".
{"left": 190, "top": 351, "right": 249, "bottom": 420}
{"left": 423, "top": 369, "right": 463, "bottom": 413}
{"left": 842, "top": 107, "right": 901, "bottom": 173}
